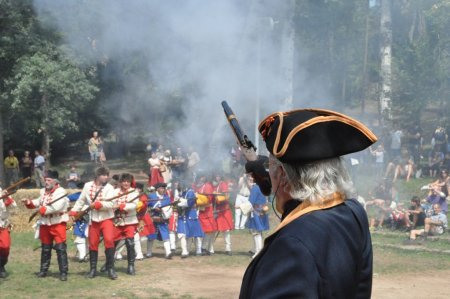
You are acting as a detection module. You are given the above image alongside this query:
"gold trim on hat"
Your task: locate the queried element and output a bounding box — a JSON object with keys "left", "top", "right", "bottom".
{"left": 258, "top": 108, "right": 378, "bottom": 159}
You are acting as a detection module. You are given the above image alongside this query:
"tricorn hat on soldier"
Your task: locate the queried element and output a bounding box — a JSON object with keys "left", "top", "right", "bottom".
{"left": 258, "top": 108, "right": 377, "bottom": 163}
{"left": 153, "top": 182, "right": 167, "bottom": 189}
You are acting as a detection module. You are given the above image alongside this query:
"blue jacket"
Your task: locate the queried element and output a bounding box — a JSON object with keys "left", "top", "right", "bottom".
{"left": 240, "top": 198, "right": 372, "bottom": 299}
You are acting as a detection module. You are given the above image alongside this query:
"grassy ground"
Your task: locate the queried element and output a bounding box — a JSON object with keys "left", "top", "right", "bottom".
{"left": 3, "top": 157, "right": 450, "bottom": 298}
{"left": 2, "top": 227, "right": 450, "bottom": 298}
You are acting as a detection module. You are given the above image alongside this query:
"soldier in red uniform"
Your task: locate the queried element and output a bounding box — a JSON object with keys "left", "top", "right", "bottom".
{"left": 194, "top": 174, "right": 217, "bottom": 255}
{"left": 0, "top": 188, "right": 16, "bottom": 278}
{"left": 213, "top": 174, "right": 234, "bottom": 255}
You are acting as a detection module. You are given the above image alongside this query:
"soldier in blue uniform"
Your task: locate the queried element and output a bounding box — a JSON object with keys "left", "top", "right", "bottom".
{"left": 147, "top": 183, "right": 172, "bottom": 259}
{"left": 247, "top": 184, "right": 269, "bottom": 258}
{"left": 68, "top": 191, "right": 89, "bottom": 262}
{"left": 240, "top": 108, "right": 376, "bottom": 299}
{"left": 176, "top": 185, "right": 204, "bottom": 257}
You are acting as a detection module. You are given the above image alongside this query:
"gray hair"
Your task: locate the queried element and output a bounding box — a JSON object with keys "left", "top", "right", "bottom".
{"left": 272, "top": 156, "right": 355, "bottom": 204}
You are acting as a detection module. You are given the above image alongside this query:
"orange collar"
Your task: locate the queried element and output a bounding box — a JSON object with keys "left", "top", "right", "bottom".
{"left": 273, "top": 192, "right": 345, "bottom": 234}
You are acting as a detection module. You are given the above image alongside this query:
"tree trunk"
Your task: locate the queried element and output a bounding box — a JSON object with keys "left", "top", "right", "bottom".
{"left": 379, "top": 0, "right": 393, "bottom": 122}
{"left": 0, "top": 111, "right": 4, "bottom": 185}
{"left": 361, "top": 5, "right": 370, "bottom": 114}
{"left": 41, "top": 95, "right": 51, "bottom": 167}
{"left": 281, "top": 0, "right": 296, "bottom": 110}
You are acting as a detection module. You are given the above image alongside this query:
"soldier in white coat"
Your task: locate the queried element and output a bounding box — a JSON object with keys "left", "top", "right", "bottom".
{"left": 24, "top": 170, "right": 69, "bottom": 281}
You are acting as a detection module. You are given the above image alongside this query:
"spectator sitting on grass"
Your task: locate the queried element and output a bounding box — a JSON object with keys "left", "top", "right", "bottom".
{"left": 366, "top": 197, "right": 396, "bottom": 231}
{"left": 404, "top": 196, "right": 426, "bottom": 230}
{"left": 408, "top": 203, "right": 447, "bottom": 242}
{"left": 392, "top": 149, "right": 415, "bottom": 182}
{"left": 426, "top": 185, "right": 448, "bottom": 215}
{"left": 391, "top": 202, "right": 409, "bottom": 230}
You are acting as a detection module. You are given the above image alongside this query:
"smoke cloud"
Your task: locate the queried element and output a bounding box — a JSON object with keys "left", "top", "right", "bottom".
{"left": 32, "top": 0, "right": 331, "bottom": 171}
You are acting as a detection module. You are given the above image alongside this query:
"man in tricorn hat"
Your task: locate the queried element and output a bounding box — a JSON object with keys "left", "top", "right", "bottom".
{"left": 24, "top": 170, "right": 69, "bottom": 281}
{"left": 240, "top": 109, "right": 376, "bottom": 298}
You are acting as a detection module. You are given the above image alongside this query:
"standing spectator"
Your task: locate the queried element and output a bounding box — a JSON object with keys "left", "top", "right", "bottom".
{"left": 21, "top": 151, "right": 33, "bottom": 183}
{"left": 187, "top": 147, "right": 200, "bottom": 182}
{"left": 88, "top": 131, "right": 101, "bottom": 163}
{"left": 3, "top": 150, "right": 19, "bottom": 187}
{"left": 370, "top": 144, "right": 386, "bottom": 178}
{"left": 432, "top": 126, "right": 447, "bottom": 154}
{"left": 389, "top": 126, "right": 403, "bottom": 161}
{"left": 428, "top": 149, "right": 444, "bottom": 178}
{"left": 408, "top": 125, "right": 423, "bottom": 166}
{"left": 97, "top": 135, "right": 106, "bottom": 165}
{"left": 148, "top": 152, "right": 164, "bottom": 186}
{"left": 66, "top": 165, "right": 80, "bottom": 189}
{"left": 171, "top": 147, "right": 186, "bottom": 180}
{"left": 160, "top": 150, "right": 173, "bottom": 184}
{"left": 33, "top": 150, "right": 46, "bottom": 188}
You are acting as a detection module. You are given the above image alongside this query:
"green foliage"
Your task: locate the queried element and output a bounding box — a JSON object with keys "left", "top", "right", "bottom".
{"left": 4, "top": 47, "right": 98, "bottom": 144}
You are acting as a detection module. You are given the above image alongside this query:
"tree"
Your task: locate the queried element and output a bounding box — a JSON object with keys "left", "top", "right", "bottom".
{"left": 5, "top": 46, "right": 98, "bottom": 162}
{"left": 0, "top": 0, "right": 41, "bottom": 182}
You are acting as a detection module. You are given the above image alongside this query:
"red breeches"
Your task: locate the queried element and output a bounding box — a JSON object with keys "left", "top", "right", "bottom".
{"left": 0, "top": 228, "right": 11, "bottom": 257}
{"left": 39, "top": 223, "right": 67, "bottom": 245}
{"left": 114, "top": 224, "right": 137, "bottom": 241}
{"left": 89, "top": 219, "right": 115, "bottom": 250}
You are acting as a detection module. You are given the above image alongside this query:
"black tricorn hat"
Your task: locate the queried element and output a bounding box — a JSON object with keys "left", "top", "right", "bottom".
{"left": 258, "top": 108, "right": 377, "bottom": 163}
{"left": 153, "top": 182, "right": 167, "bottom": 189}
{"left": 45, "top": 170, "right": 59, "bottom": 180}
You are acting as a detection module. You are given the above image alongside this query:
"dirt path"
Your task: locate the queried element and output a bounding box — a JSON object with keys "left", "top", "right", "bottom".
{"left": 372, "top": 270, "right": 450, "bottom": 299}
{"left": 124, "top": 255, "right": 448, "bottom": 299}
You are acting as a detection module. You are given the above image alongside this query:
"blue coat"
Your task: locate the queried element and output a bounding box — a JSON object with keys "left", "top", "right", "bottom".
{"left": 68, "top": 192, "right": 88, "bottom": 238}
{"left": 240, "top": 198, "right": 372, "bottom": 299}
{"left": 147, "top": 193, "right": 171, "bottom": 241}
{"left": 177, "top": 189, "right": 204, "bottom": 238}
{"left": 247, "top": 185, "right": 269, "bottom": 232}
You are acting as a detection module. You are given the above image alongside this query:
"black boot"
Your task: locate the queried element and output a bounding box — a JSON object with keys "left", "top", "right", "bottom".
{"left": 99, "top": 262, "right": 107, "bottom": 273}
{"left": 86, "top": 250, "right": 98, "bottom": 278}
{"left": 125, "top": 238, "right": 136, "bottom": 275}
{"left": 55, "top": 242, "right": 68, "bottom": 281}
{"left": 0, "top": 255, "right": 8, "bottom": 278}
{"left": 105, "top": 248, "right": 117, "bottom": 280}
{"left": 37, "top": 244, "right": 52, "bottom": 278}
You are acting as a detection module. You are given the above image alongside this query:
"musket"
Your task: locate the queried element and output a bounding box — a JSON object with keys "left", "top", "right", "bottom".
{"left": 72, "top": 188, "right": 136, "bottom": 222}
{"left": 4, "top": 177, "right": 31, "bottom": 192}
{"left": 148, "top": 199, "right": 180, "bottom": 211}
{"left": 0, "top": 190, "right": 17, "bottom": 200}
{"left": 28, "top": 193, "right": 69, "bottom": 223}
{"left": 221, "top": 101, "right": 257, "bottom": 151}
{"left": 221, "top": 101, "right": 272, "bottom": 195}
{"left": 113, "top": 192, "right": 144, "bottom": 226}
